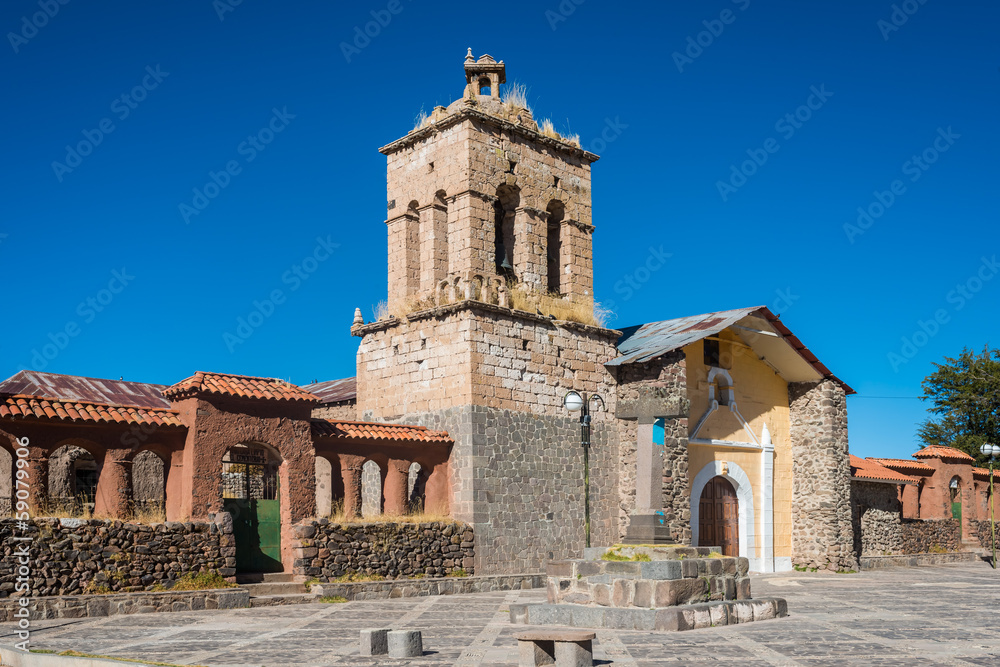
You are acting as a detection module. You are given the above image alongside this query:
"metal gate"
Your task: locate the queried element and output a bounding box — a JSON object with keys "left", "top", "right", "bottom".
{"left": 222, "top": 445, "right": 282, "bottom": 573}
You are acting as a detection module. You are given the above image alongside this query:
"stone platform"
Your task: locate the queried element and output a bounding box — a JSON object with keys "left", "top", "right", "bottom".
{"left": 511, "top": 545, "right": 786, "bottom": 632}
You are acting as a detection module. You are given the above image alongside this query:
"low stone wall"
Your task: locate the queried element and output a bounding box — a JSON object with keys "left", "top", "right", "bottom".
{"left": 851, "top": 481, "right": 903, "bottom": 558}
{"left": 292, "top": 519, "right": 474, "bottom": 580}
{"left": 859, "top": 551, "right": 979, "bottom": 570}
{"left": 0, "top": 515, "right": 233, "bottom": 598}
{"left": 975, "top": 521, "right": 999, "bottom": 550}
{"left": 310, "top": 573, "right": 542, "bottom": 601}
{"left": 899, "top": 518, "right": 961, "bottom": 554}
{"left": 0, "top": 587, "right": 249, "bottom": 621}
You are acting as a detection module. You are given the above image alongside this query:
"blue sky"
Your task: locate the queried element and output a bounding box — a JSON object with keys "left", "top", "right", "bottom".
{"left": 2, "top": 0, "right": 997, "bottom": 461}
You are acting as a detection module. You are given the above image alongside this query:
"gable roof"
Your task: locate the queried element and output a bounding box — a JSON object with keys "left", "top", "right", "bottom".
{"left": 913, "top": 445, "right": 975, "bottom": 462}
{"left": 867, "top": 457, "right": 936, "bottom": 475}
{"left": 163, "top": 372, "right": 319, "bottom": 403}
{"left": 312, "top": 419, "right": 452, "bottom": 444}
{"left": 0, "top": 394, "right": 183, "bottom": 428}
{"left": 850, "top": 455, "right": 915, "bottom": 484}
{"left": 302, "top": 377, "right": 357, "bottom": 404}
{"left": 0, "top": 370, "right": 170, "bottom": 409}
{"left": 606, "top": 306, "right": 853, "bottom": 393}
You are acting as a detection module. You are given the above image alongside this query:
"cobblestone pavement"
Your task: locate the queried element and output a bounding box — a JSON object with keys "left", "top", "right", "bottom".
{"left": 3, "top": 562, "right": 1000, "bottom": 666}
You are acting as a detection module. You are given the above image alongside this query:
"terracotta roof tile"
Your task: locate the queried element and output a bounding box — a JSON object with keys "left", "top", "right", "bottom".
{"left": 311, "top": 419, "right": 452, "bottom": 445}
{"left": 867, "top": 457, "right": 937, "bottom": 475}
{"left": 163, "top": 372, "right": 319, "bottom": 403}
{"left": 0, "top": 395, "right": 184, "bottom": 428}
{"left": 913, "top": 445, "right": 975, "bottom": 462}
{"left": 851, "top": 455, "right": 916, "bottom": 484}
{"left": 974, "top": 467, "right": 1000, "bottom": 481}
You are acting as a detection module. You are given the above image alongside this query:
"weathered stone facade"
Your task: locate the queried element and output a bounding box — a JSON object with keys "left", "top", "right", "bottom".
{"left": 789, "top": 380, "right": 857, "bottom": 571}
{"left": 0, "top": 516, "right": 233, "bottom": 599}
{"left": 356, "top": 303, "right": 621, "bottom": 574}
{"left": 900, "top": 518, "right": 961, "bottom": 554}
{"left": 0, "top": 587, "right": 248, "bottom": 622}
{"left": 851, "top": 481, "right": 903, "bottom": 557}
{"left": 291, "top": 520, "right": 474, "bottom": 580}
{"left": 974, "top": 520, "right": 999, "bottom": 550}
{"left": 612, "top": 351, "right": 690, "bottom": 543}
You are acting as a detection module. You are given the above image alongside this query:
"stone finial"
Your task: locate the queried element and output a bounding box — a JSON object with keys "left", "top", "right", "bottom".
{"left": 353, "top": 307, "right": 364, "bottom": 327}
{"left": 465, "top": 47, "right": 474, "bottom": 62}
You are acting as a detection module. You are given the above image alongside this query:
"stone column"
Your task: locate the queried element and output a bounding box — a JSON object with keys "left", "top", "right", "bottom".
{"left": 24, "top": 451, "right": 49, "bottom": 513}
{"left": 339, "top": 454, "right": 365, "bottom": 519}
{"left": 164, "top": 449, "right": 185, "bottom": 522}
{"left": 624, "top": 418, "right": 672, "bottom": 544}
{"left": 759, "top": 423, "right": 775, "bottom": 573}
{"left": 789, "top": 379, "right": 857, "bottom": 572}
{"left": 383, "top": 459, "right": 411, "bottom": 515}
{"left": 94, "top": 449, "right": 132, "bottom": 519}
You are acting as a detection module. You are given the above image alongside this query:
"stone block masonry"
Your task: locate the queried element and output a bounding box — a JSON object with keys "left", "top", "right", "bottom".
{"left": 851, "top": 481, "right": 903, "bottom": 557}
{"left": 291, "top": 520, "right": 475, "bottom": 580}
{"left": 789, "top": 379, "right": 857, "bottom": 571}
{"left": 0, "top": 515, "right": 233, "bottom": 598}
{"left": 901, "top": 518, "right": 961, "bottom": 554}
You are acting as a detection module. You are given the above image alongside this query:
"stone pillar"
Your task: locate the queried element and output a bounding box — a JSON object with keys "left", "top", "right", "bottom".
{"left": 789, "top": 379, "right": 857, "bottom": 572}
{"left": 340, "top": 454, "right": 364, "bottom": 519}
{"left": 624, "top": 418, "right": 672, "bottom": 544}
{"left": 164, "top": 449, "right": 184, "bottom": 522}
{"left": 383, "top": 459, "right": 411, "bottom": 515}
{"left": 423, "top": 461, "right": 450, "bottom": 515}
{"left": 759, "top": 424, "right": 775, "bottom": 573}
{"left": 24, "top": 452, "right": 49, "bottom": 513}
{"left": 419, "top": 200, "right": 449, "bottom": 295}
{"left": 94, "top": 449, "right": 132, "bottom": 519}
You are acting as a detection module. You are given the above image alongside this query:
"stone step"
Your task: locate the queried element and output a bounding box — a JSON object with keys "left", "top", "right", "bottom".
{"left": 583, "top": 545, "right": 721, "bottom": 561}
{"left": 242, "top": 582, "right": 309, "bottom": 596}
{"left": 548, "top": 555, "right": 747, "bottom": 581}
{"left": 235, "top": 572, "right": 302, "bottom": 584}
{"left": 248, "top": 593, "right": 320, "bottom": 607}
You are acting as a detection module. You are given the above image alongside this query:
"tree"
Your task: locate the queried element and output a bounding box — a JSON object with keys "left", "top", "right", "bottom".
{"left": 918, "top": 345, "right": 1000, "bottom": 464}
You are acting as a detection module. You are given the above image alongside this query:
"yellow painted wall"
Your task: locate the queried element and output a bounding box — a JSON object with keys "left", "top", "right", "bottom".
{"left": 684, "top": 331, "right": 792, "bottom": 561}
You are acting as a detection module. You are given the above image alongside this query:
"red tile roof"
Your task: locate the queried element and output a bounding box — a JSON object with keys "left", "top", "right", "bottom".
{"left": 312, "top": 419, "right": 452, "bottom": 444}
{"left": 163, "top": 372, "right": 319, "bottom": 403}
{"left": 302, "top": 377, "right": 357, "bottom": 404}
{"left": 974, "top": 467, "right": 1000, "bottom": 481}
{"left": 867, "top": 457, "right": 937, "bottom": 475}
{"left": 0, "top": 395, "right": 183, "bottom": 427}
{"left": 851, "top": 455, "right": 915, "bottom": 484}
{"left": 913, "top": 445, "right": 975, "bottom": 462}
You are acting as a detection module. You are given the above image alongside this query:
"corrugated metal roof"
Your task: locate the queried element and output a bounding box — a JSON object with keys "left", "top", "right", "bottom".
{"left": 606, "top": 305, "right": 853, "bottom": 394}
{"left": 302, "top": 377, "right": 357, "bottom": 404}
{"left": 0, "top": 370, "right": 170, "bottom": 409}
{"left": 608, "top": 307, "right": 761, "bottom": 367}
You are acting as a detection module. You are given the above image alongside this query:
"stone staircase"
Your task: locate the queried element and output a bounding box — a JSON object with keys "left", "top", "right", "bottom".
{"left": 236, "top": 573, "right": 318, "bottom": 607}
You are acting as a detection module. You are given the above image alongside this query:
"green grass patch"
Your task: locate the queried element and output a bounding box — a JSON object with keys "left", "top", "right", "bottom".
{"left": 447, "top": 568, "right": 468, "bottom": 577}
{"left": 169, "top": 570, "right": 236, "bottom": 591}
{"left": 601, "top": 548, "right": 651, "bottom": 562}
{"left": 332, "top": 572, "right": 386, "bottom": 583}
{"left": 318, "top": 595, "right": 348, "bottom": 603}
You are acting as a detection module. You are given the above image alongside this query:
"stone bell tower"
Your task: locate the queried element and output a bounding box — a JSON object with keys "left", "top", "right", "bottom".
{"left": 355, "top": 51, "right": 620, "bottom": 575}
{"left": 380, "top": 50, "right": 598, "bottom": 316}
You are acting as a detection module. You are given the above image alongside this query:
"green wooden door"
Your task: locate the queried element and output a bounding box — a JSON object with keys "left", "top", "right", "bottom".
{"left": 222, "top": 444, "right": 282, "bottom": 573}
{"left": 224, "top": 497, "right": 283, "bottom": 573}
{"left": 952, "top": 501, "right": 962, "bottom": 522}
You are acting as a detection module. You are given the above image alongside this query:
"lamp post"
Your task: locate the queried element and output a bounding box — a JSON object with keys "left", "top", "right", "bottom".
{"left": 980, "top": 443, "right": 1000, "bottom": 569}
{"left": 564, "top": 390, "right": 604, "bottom": 549}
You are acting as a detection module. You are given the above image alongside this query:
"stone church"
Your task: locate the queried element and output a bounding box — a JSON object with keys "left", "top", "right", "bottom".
{"left": 0, "top": 52, "right": 857, "bottom": 577}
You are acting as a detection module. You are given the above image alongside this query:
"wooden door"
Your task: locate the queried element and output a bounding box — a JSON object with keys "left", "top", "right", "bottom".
{"left": 699, "top": 476, "right": 739, "bottom": 557}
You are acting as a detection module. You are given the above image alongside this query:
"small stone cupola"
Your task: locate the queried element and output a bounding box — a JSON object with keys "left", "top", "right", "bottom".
{"left": 464, "top": 49, "right": 505, "bottom": 99}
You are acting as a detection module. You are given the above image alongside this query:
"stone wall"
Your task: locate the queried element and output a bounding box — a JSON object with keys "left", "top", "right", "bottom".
{"left": 0, "top": 515, "right": 233, "bottom": 598}
{"left": 0, "top": 587, "right": 248, "bottom": 621}
{"left": 900, "top": 518, "right": 961, "bottom": 554}
{"left": 612, "top": 352, "right": 690, "bottom": 543}
{"left": 313, "top": 402, "right": 358, "bottom": 421}
{"left": 291, "top": 520, "right": 475, "bottom": 580}
{"left": 975, "top": 520, "right": 1000, "bottom": 550}
{"left": 851, "top": 481, "right": 903, "bottom": 557}
{"left": 788, "top": 380, "right": 857, "bottom": 571}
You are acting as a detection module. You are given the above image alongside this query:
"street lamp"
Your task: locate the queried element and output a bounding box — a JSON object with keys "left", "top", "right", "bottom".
{"left": 980, "top": 443, "right": 1000, "bottom": 569}
{"left": 564, "top": 390, "right": 604, "bottom": 548}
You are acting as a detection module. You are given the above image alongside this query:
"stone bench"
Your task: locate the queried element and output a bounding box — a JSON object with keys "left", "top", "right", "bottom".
{"left": 516, "top": 630, "right": 595, "bottom": 667}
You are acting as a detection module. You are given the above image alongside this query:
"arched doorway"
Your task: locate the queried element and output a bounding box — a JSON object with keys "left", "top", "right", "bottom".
{"left": 222, "top": 444, "right": 282, "bottom": 573}
{"left": 698, "top": 476, "right": 739, "bottom": 557}
{"left": 950, "top": 476, "right": 962, "bottom": 522}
